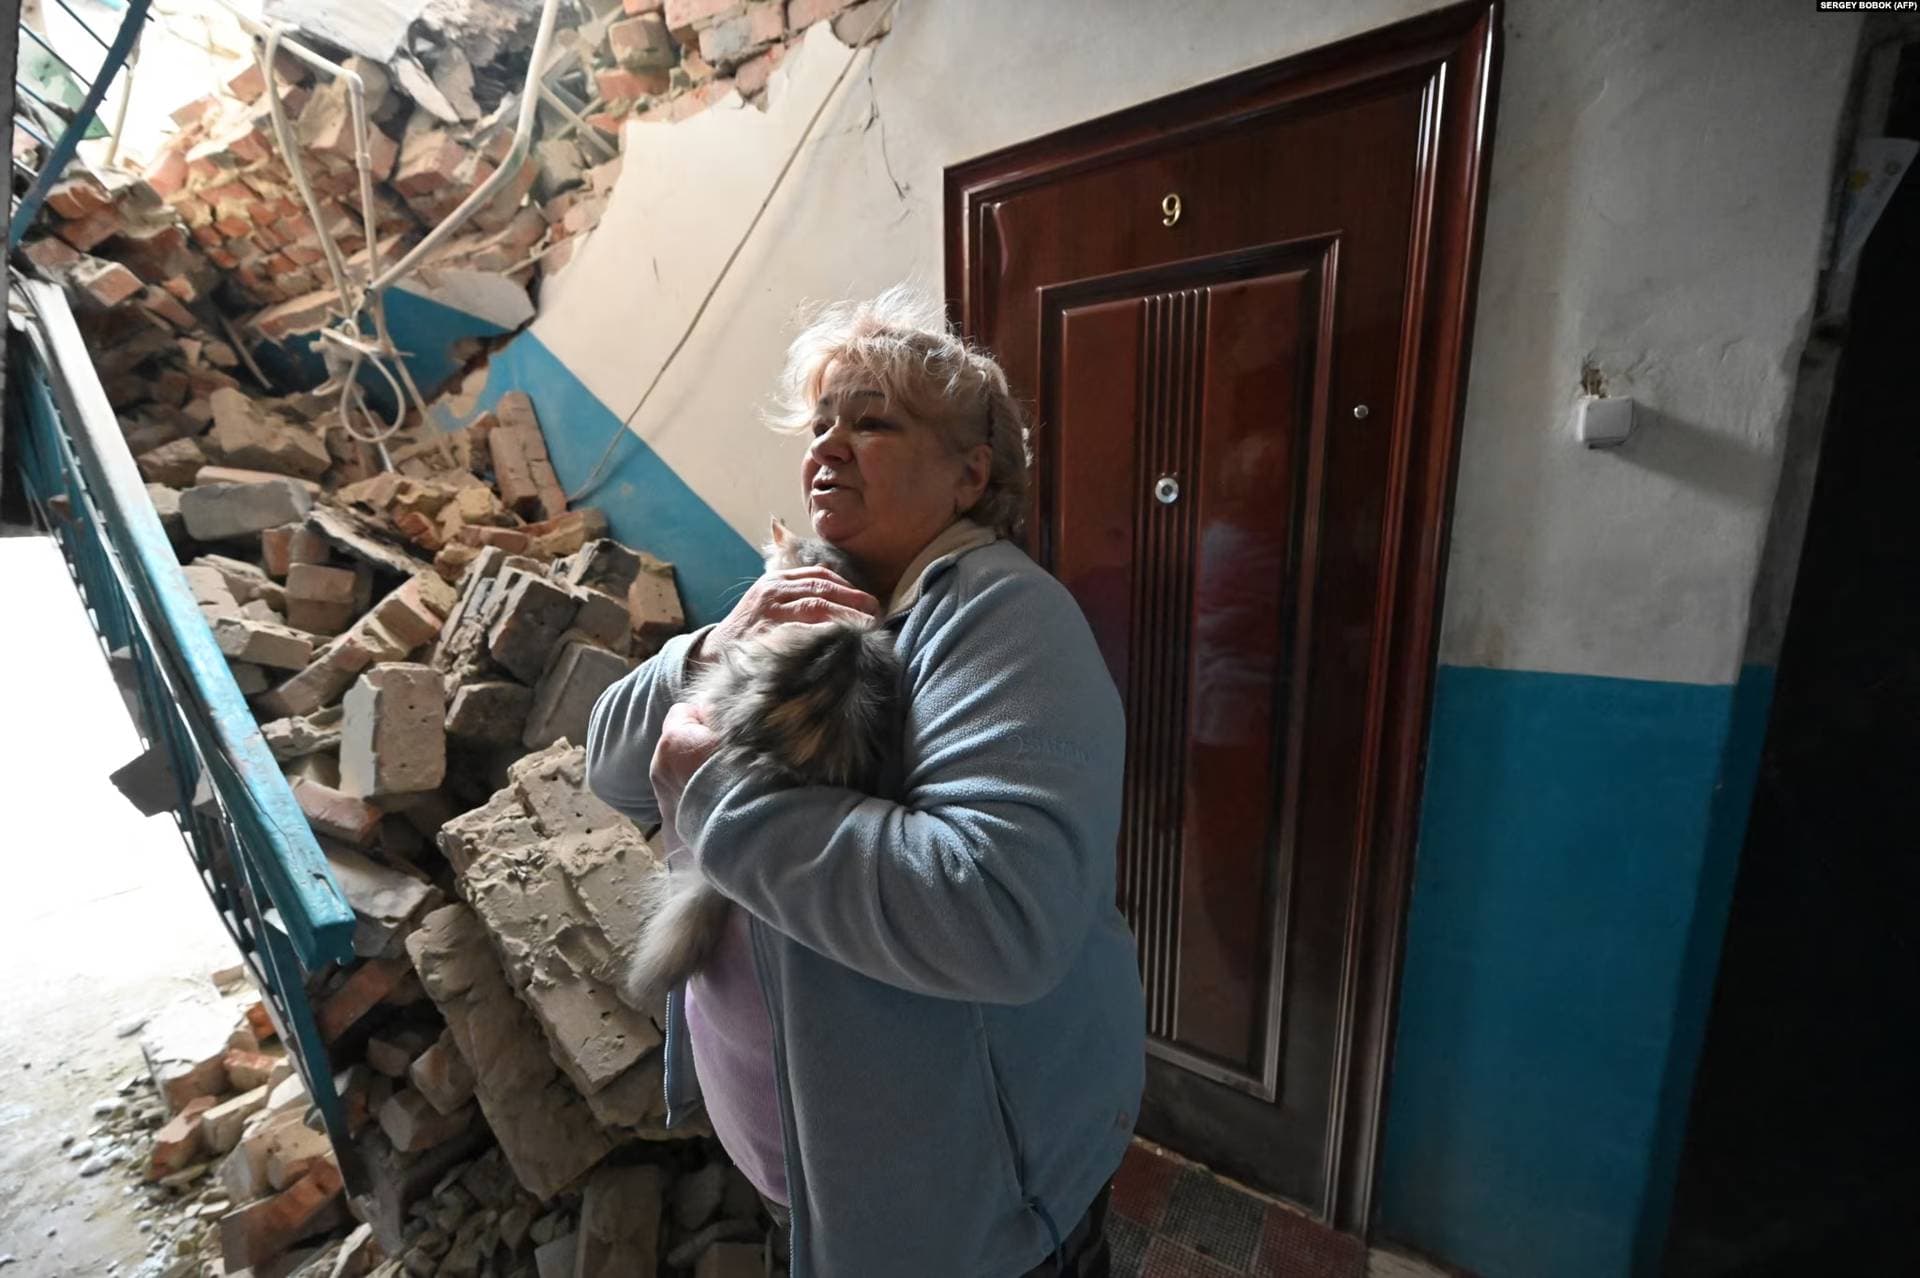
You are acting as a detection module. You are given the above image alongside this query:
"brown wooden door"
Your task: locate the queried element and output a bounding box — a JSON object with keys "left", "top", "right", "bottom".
{"left": 947, "top": 4, "right": 1499, "bottom": 1231}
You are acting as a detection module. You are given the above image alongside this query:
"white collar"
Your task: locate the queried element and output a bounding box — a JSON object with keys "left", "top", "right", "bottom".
{"left": 883, "top": 518, "right": 999, "bottom": 618}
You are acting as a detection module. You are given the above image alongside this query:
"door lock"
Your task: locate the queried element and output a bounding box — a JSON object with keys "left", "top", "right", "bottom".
{"left": 1153, "top": 474, "right": 1181, "bottom": 505}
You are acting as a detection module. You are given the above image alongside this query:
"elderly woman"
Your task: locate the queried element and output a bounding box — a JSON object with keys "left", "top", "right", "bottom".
{"left": 585, "top": 288, "right": 1144, "bottom": 1277}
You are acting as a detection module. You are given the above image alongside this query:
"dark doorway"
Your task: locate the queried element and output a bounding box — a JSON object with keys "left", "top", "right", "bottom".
{"left": 947, "top": 3, "right": 1498, "bottom": 1233}
{"left": 1662, "top": 42, "right": 1920, "bottom": 1278}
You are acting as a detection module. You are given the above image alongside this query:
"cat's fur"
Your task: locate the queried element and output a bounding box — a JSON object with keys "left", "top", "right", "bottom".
{"left": 624, "top": 519, "right": 901, "bottom": 1005}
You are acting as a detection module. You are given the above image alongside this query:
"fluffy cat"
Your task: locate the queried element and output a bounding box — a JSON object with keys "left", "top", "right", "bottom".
{"left": 625, "top": 518, "right": 901, "bottom": 1004}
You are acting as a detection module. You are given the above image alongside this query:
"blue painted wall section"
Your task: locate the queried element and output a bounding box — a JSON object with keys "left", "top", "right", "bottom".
{"left": 248, "top": 283, "right": 518, "bottom": 416}
{"left": 460, "top": 331, "right": 762, "bottom": 627}
{"left": 1376, "top": 665, "right": 1748, "bottom": 1278}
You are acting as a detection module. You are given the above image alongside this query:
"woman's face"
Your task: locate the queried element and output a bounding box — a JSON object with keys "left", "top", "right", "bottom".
{"left": 802, "top": 361, "right": 989, "bottom": 593}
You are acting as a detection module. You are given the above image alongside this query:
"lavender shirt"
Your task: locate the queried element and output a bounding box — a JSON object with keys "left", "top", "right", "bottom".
{"left": 684, "top": 904, "right": 788, "bottom": 1205}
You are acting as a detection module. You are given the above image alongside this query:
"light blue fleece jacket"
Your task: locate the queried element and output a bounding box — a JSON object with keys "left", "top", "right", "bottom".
{"left": 584, "top": 538, "right": 1145, "bottom": 1277}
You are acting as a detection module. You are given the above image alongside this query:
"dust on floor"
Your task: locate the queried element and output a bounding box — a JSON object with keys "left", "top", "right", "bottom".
{"left": 0, "top": 532, "right": 245, "bottom": 1276}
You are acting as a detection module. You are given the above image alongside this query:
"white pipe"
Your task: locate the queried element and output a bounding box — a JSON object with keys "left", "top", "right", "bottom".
{"left": 370, "top": 0, "right": 562, "bottom": 292}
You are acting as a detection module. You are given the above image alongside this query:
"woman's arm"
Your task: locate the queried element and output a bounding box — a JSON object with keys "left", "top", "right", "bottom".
{"left": 674, "top": 565, "right": 1126, "bottom": 1006}
{"left": 588, "top": 569, "right": 881, "bottom": 824}
{"left": 584, "top": 626, "right": 714, "bottom": 826}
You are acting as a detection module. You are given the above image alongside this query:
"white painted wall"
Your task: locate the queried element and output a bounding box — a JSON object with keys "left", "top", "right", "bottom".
{"left": 532, "top": 0, "right": 1861, "bottom": 688}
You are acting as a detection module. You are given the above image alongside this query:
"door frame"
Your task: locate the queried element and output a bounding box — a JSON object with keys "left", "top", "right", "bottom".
{"left": 944, "top": 2, "right": 1501, "bottom": 1234}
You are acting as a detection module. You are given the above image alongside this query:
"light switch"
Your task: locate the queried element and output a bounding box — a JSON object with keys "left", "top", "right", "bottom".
{"left": 1574, "top": 394, "right": 1635, "bottom": 449}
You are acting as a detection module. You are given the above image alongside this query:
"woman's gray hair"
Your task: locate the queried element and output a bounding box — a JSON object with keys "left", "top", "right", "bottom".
{"left": 770, "top": 284, "right": 1032, "bottom": 538}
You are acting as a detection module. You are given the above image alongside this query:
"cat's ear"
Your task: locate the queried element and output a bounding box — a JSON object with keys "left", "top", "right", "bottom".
{"left": 769, "top": 516, "right": 792, "bottom": 548}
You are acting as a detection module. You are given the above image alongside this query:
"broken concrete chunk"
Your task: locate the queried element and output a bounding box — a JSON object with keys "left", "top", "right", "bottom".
{"left": 260, "top": 706, "right": 343, "bottom": 760}
{"left": 181, "top": 479, "right": 313, "bottom": 541}
{"left": 137, "top": 436, "right": 209, "bottom": 487}
{"left": 509, "top": 742, "right": 630, "bottom": 840}
{"left": 559, "top": 539, "right": 644, "bottom": 597}
{"left": 366, "top": 1027, "right": 434, "bottom": 1079}
{"left": 523, "top": 641, "right": 629, "bottom": 750}
{"left": 184, "top": 563, "right": 244, "bottom": 621}
{"left": 376, "top": 1088, "right": 475, "bottom": 1154}
{"left": 576, "top": 1165, "right": 664, "bottom": 1278}
{"left": 404, "top": 905, "right": 616, "bottom": 1200}
{"left": 486, "top": 573, "right": 580, "bottom": 684}
{"left": 435, "top": 786, "right": 544, "bottom": 879}
{"left": 629, "top": 557, "right": 685, "bottom": 638}
{"left": 142, "top": 1002, "right": 236, "bottom": 1113}
{"left": 229, "top": 660, "right": 269, "bottom": 695}
{"left": 445, "top": 680, "right": 535, "bottom": 746}
{"left": 207, "top": 388, "right": 331, "bottom": 480}
{"left": 201, "top": 1084, "right": 271, "bottom": 1154}
{"left": 322, "top": 840, "right": 438, "bottom": 958}
{"left": 340, "top": 663, "right": 447, "bottom": 798}
{"left": 568, "top": 588, "right": 633, "bottom": 655}
{"left": 533, "top": 1231, "right": 577, "bottom": 1278}
{"left": 259, "top": 634, "right": 375, "bottom": 719}
{"left": 306, "top": 505, "right": 434, "bottom": 579}
{"left": 698, "top": 1242, "right": 770, "bottom": 1278}
{"left": 291, "top": 777, "right": 383, "bottom": 845}
{"left": 212, "top": 616, "right": 316, "bottom": 670}
{"left": 408, "top": 1029, "right": 477, "bottom": 1116}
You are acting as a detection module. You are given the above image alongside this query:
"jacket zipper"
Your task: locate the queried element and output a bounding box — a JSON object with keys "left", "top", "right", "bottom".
{"left": 749, "top": 913, "right": 808, "bottom": 1277}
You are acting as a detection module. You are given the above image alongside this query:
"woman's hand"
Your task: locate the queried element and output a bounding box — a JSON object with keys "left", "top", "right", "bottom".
{"left": 693, "top": 566, "right": 880, "bottom": 669}
{"left": 651, "top": 701, "right": 723, "bottom": 833}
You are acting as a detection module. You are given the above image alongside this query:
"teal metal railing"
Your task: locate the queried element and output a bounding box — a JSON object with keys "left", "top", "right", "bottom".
{"left": 9, "top": 277, "right": 359, "bottom": 1155}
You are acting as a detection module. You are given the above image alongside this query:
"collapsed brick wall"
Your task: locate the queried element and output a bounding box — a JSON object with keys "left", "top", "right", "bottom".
{"left": 17, "top": 0, "right": 895, "bottom": 371}
{"left": 28, "top": 6, "right": 903, "bottom": 1272}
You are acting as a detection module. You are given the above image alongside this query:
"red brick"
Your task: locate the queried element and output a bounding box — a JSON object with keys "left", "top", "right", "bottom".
{"left": 148, "top": 1096, "right": 217, "bottom": 1180}
{"left": 610, "top": 13, "right": 677, "bottom": 69}
{"left": 171, "top": 95, "right": 218, "bottom": 128}
{"left": 681, "top": 48, "right": 718, "bottom": 83}
{"left": 666, "top": 0, "right": 741, "bottom": 31}
{"left": 188, "top": 220, "right": 224, "bottom": 248}
{"left": 291, "top": 776, "right": 381, "bottom": 845}
{"left": 641, "top": 79, "right": 735, "bottom": 124}
{"left": 736, "top": 42, "right": 787, "bottom": 97}
{"left": 244, "top": 1000, "right": 278, "bottom": 1043}
{"left": 54, "top": 206, "right": 122, "bottom": 252}
{"left": 217, "top": 1161, "right": 344, "bottom": 1271}
{"left": 45, "top": 175, "right": 111, "bottom": 220}
{"left": 393, "top": 128, "right": 466, "bottom": 198}
{"left": 21, "top": 236, "right": 80, "bottom": 273}
{"left": 143, "top": 147, "right": 190, "bottom": 200}
{"left": 75, "top": 259, "right": 145, "bottom": 308}
{"left": 141, "top": 286, "right": 198, "bottom": 331}
{"left": 316, "top": 958, "right": 413, "bottom": 1042}
{"left": 701, "top": 2, "right": 782, "bottom": 65}
{"left": 596, "top": 65, "right": 671, "bottom": 104}
{"left": 214, "top": 215, "right": 253, "bottom": 238}
{"left": 224, "top": 1049, "right": 277, "bottom": 1091}
{"left": 787, "top": 0, "right": 855, "bottom": 27}
{"left": 367, "top": 126, "right": 399, "bottom": 182}
{"left": 208, "top": 246, "right": 240, "bottom": 269}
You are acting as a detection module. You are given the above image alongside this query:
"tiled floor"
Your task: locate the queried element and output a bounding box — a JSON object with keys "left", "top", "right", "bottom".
{"left": 1107, "top": 1140, "right": 1437, "bottom": 1278}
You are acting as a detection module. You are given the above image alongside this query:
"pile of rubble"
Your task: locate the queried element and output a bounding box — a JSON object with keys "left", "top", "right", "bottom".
{"left": 80, "top": 356, "right": 782, "bottom": 1274}
{"left": 14, "top": 0, "right": 897, "bottom": 380}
